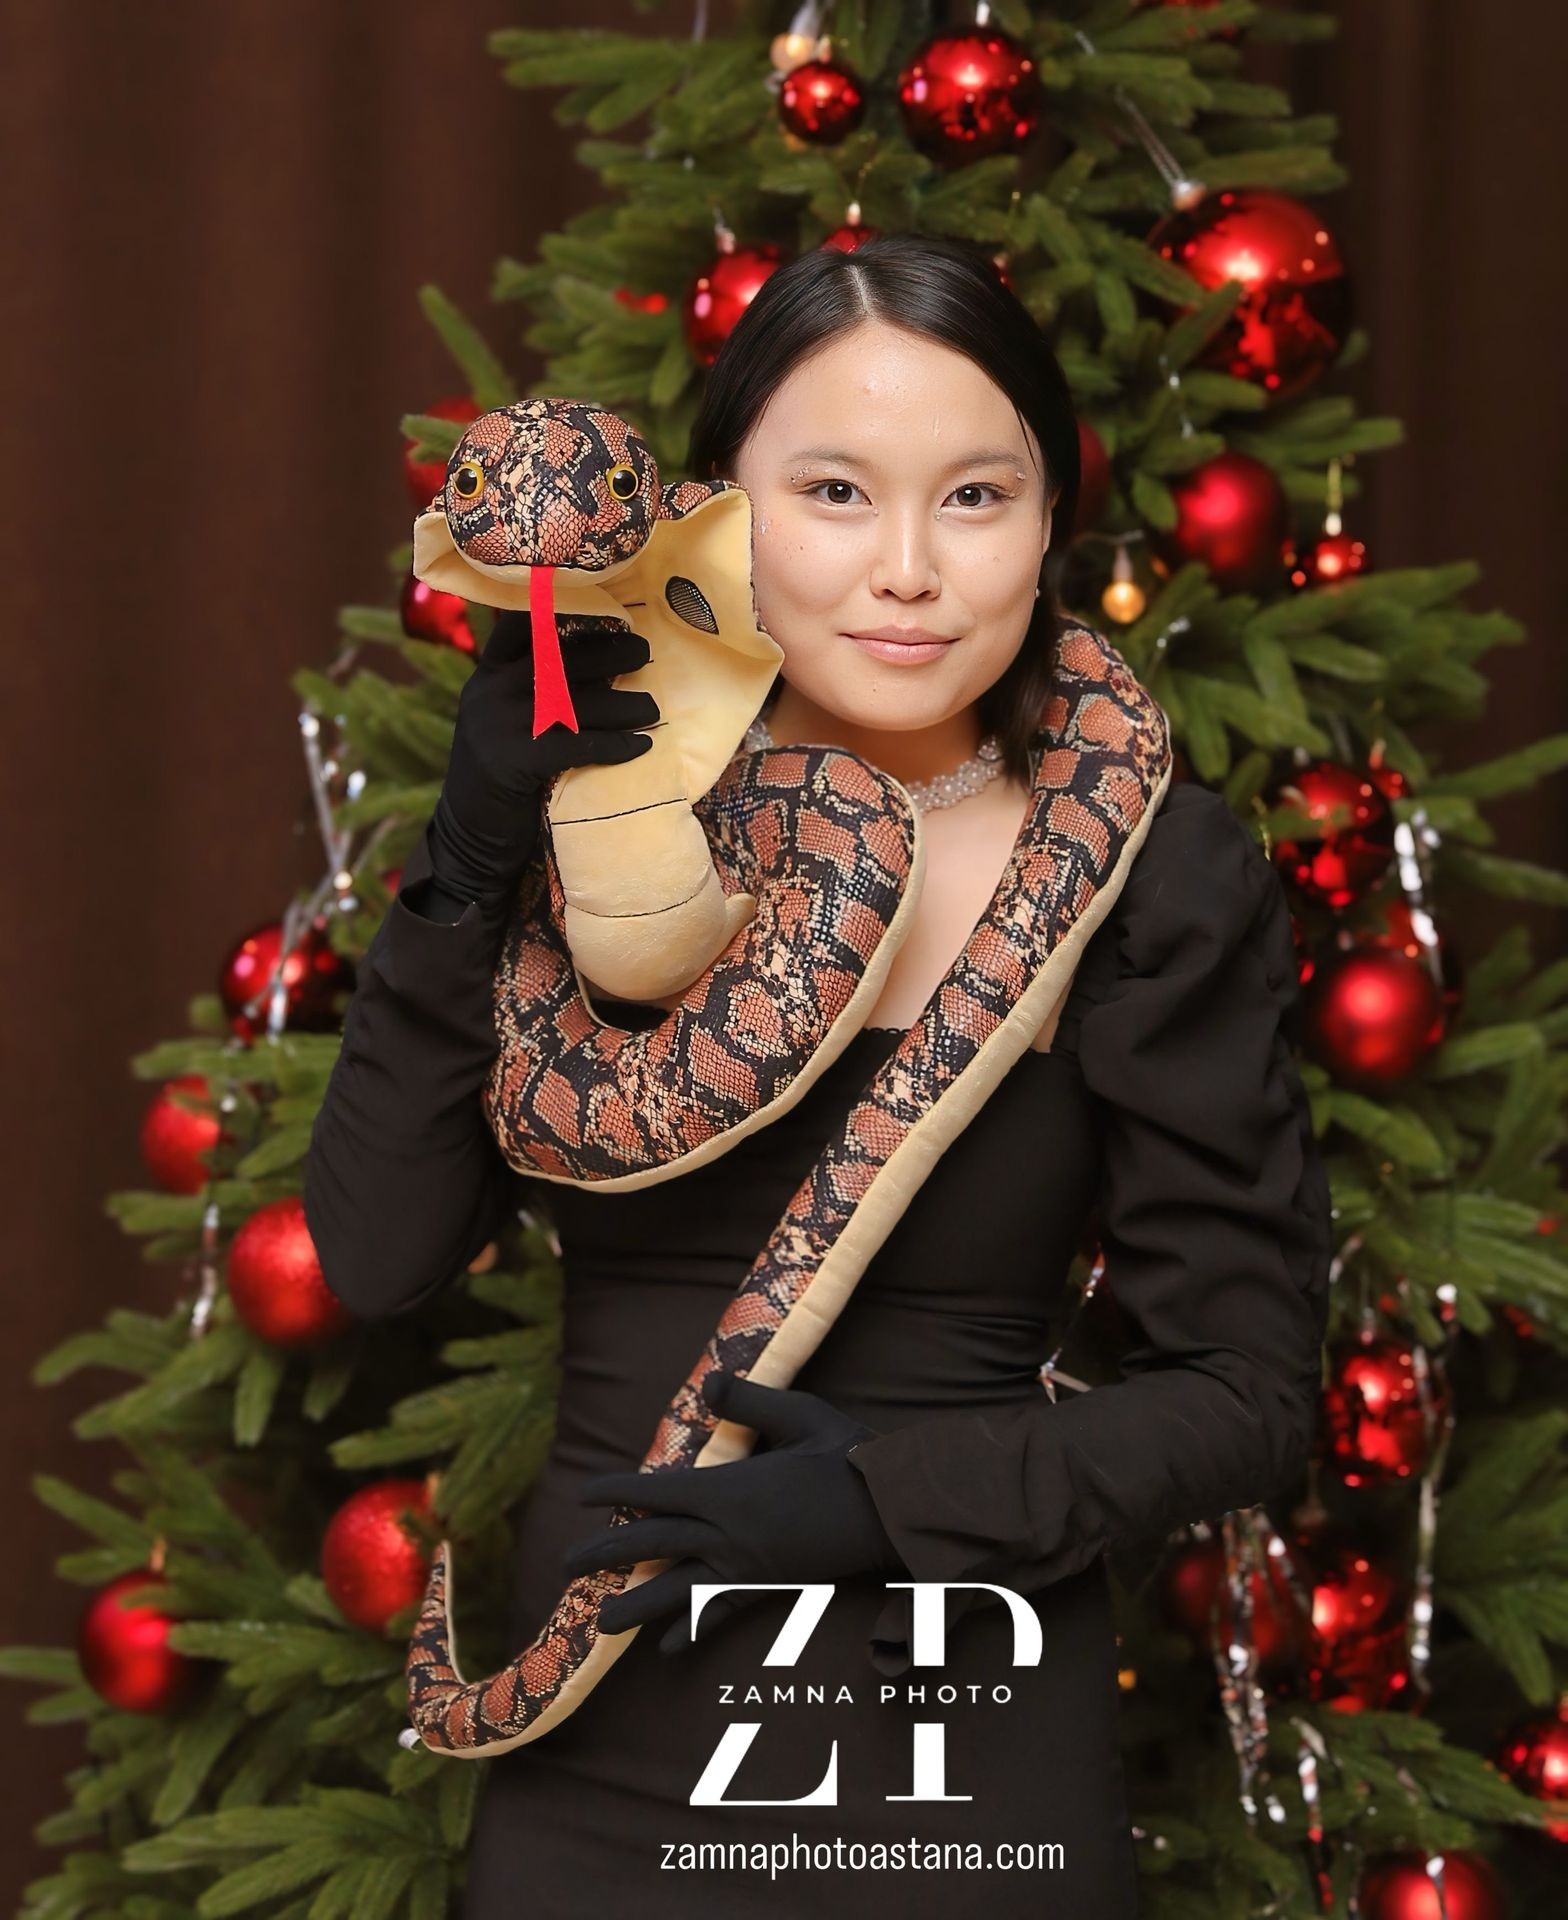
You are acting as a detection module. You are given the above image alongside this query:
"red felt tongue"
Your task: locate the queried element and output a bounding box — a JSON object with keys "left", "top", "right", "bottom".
{"left": 528, "top": 564, "right": 579, "bottom": 736}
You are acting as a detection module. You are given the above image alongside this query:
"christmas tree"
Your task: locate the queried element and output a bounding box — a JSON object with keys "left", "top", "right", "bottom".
{"left": 8, "top": 3, "right": 1568, "bottom": 1914}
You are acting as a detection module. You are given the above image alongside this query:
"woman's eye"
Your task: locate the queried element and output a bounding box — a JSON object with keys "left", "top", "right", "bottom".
{"left": 805, "top": 480, "right": 1006, "bottom": 509}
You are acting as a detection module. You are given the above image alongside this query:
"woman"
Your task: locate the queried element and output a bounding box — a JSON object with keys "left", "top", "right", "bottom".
{"left": 304, "top": 234, "right": 1332, "bottom": 1914}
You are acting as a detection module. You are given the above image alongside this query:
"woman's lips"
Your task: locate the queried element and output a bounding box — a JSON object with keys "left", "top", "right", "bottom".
{"left": 842, "top": 632, "right": 957, "bottom": 665}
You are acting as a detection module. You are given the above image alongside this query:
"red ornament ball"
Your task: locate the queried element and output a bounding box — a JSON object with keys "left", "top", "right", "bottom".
{"left": 399, "top": 571, "right": 475, "bottom": 652}
{"left": 78, "top": 1568, "right": 198, "bottom": 1714}
{"left": 219, "top": 919, "right": 352, "bottom": 1043}
{"left": 1366, "top": 754, "right": 1411, "bottom": 802}
{"left": 1354, "top": 896, "right": 1464, "bottom": 1020}
{"left": 612, "top": 286, "right": 668, "bottom": 313}
{"left": 1268, "top": 759, "right": 1396, "bottom": 908}
{"left": 1304, "top": 944, "right": 1447, "bottom": 1089}
{"left": 1302, "top": 1526, "right": 1413, "bottom": 1713}
{"left": 140, "top": 1074, "right": 229, "bottom": 1195}
{"left": 1315, "top": 1614, "right": 1413, "bottom": 1715}
{"left": 1290, "top": 528, "right": 1370, "bottom": 588}
{"left": 779, "top": 59, "right": 865, "bottom": 145}
{"left": 227, "top": 1195, "right": 354, "bottom": 1347}
{"left": 1160, "top": 449, "right": 1290, "bottom": 591}
{"left": 683, "top": 243, "right": 787, "bottom": 367}
{"left": 1357, "top": 1849, "right": 1505, "bottom": 1920}
{"left": 821, "top": 221, "right": 879, "bottom": 253}
{"left": 1149, "top": 190, "right": 1350, "bottom": 401}
{"left": 897, "top": 29, "right": 1043, "bottom": 165}
{"left": 1076, "top": 419, "right": 1111, "bottom": 532}
{"left": 1308, "top": 1534, "right": 1405, "bottom": 1649}
{"left": 1157, "top": 1534, "right": 1225, "bottom": 1643}
{"left": 1495, "top": 1701, "right": 1568, "bottom": 1842}
{"left": 1321, "top": 1330, "right": 1451, "bottom": 1485}
{"left": 321, "top": 1478, "right": 435, "bottom": 1634}
{"left": 402, "top": 393, "right": 480, "bottom": 511}
{"left": 1158, "top": 1533, "right": 1312, "bottom": 1690}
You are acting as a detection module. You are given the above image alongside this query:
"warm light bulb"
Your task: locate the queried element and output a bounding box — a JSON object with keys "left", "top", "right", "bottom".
{"left": 770, "top": 32, "right": 819, "bottom": 71}
{"left": 1101, "top": 544, "right": 1146, "bottom": 624}
{"left": 1102, "top": 578, "right": 1147, "bottom": 623}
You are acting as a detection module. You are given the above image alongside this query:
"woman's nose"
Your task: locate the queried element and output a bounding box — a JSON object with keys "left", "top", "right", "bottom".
{"left": 868, "top": 505, "right": 941, "bottom": 598}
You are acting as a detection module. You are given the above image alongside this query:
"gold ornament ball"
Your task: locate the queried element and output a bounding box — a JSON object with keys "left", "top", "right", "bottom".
{"left": 1102, "top": 578, "right": 1147, "bottom": 624}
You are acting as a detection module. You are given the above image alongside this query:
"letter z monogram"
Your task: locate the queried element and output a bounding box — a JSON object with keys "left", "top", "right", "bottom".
{"left": 687, "top": 1581, "right": 1042, "bottom": 1809}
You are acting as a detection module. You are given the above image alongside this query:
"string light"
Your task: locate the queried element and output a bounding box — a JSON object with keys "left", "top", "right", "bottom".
{"left": 1101, "top": 540, "right": 1147, "bottom": 624}
{"left": 1072, "top": 28, "right": 1207, "bottom": 210}
{"left": 769, "top": 1, "right": 826, "bottom": 74}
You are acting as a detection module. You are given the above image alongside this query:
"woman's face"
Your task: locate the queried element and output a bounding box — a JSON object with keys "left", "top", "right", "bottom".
{"left": 724, "top": 317, "right": 1054, "bottom": 738}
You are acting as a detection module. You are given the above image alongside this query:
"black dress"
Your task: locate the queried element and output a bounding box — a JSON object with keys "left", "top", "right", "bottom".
{"left": 304, "top": 778, "right": 1333, "bottom": 1916}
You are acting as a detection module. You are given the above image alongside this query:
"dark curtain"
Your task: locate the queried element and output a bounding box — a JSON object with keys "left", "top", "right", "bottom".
{"left": 2, "top": 1, "right": 1562, "bottom": 1891}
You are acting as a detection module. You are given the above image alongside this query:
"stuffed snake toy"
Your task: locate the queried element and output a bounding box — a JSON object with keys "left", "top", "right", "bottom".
{"left": 398, "top": 397, "right": 1173, "bottom": 1761}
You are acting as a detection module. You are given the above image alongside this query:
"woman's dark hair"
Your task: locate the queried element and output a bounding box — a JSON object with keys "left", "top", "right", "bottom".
{"left": 686, "top": 232, "right": 1081, "bottom": 787}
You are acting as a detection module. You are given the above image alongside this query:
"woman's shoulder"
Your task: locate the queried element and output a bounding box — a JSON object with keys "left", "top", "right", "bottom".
{"left": 1056, "top": 780, "right": 1296, "bottom": 1048}
{"left": 1115, "top": 780, "right": 1282, "bottom": 962}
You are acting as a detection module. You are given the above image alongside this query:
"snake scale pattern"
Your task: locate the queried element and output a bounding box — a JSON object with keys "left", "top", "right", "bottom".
{"left": 403, "top": 601, "right": 1172, "bottom": 1758}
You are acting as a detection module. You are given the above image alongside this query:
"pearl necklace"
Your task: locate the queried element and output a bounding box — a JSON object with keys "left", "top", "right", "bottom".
{"left": 740, "top": 715, "right": 1006, "bottom": 813}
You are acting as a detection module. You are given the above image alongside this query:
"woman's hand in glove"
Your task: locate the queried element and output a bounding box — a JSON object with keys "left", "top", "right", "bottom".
{"left": 425, "top": 609, "right": 660, "bottom": 924}
{"left": 564, "top": 1370, "right": 905, "bottom": 1655}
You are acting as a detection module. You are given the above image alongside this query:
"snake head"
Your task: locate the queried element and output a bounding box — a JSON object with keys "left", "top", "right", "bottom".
{"left": 435, "top": 397, "right": 664, "bottom": 573}
{"left": 411, "top": 394, "right": 771, "bottom": 744}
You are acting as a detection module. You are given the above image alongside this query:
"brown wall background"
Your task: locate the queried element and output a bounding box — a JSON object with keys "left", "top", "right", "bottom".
{"left": 2, "top": 0, "right": 1563, "bottom": 1895}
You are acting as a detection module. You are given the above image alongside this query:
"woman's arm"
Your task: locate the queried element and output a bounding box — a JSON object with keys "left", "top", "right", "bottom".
{"left": 845, "top": 783, "right": 1333, "bottom": 1640}
{"left": 302, "top": 611, "right": 660, "bottom": 1320}
{"left": 301, "top": 821, "right": 525, "bottom": 1320}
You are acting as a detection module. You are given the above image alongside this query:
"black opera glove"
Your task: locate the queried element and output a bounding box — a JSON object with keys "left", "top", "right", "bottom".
{"left": 564, "top": 1370, "right": 905, "bottom": 1656}
{"left": 426, "top": 609, "right": 658, "bottom": 920}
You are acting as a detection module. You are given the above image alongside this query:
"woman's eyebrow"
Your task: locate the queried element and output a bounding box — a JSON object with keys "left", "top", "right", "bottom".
{"left": 786, "top": 443, "right": 1024, "bottom": 473}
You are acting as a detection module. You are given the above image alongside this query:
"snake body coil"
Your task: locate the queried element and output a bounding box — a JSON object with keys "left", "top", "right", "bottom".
{"left": 398, "top": 400, "right": 1172, "bottom": 1759}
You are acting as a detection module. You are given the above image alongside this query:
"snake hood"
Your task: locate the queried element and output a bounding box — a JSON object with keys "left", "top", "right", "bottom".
{"left": 412, "top": 397, "right": 782, "bottom": 750}
{"left": 410, "top": 396, "right": 787, "bottom": 1004}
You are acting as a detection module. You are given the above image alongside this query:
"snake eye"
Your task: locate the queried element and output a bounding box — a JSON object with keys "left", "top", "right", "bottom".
{"left": 606, "top": 463, "right": 640, "bottom": 502}
{"left": 451, "top": 459, "right": 486, "bottom": 502}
